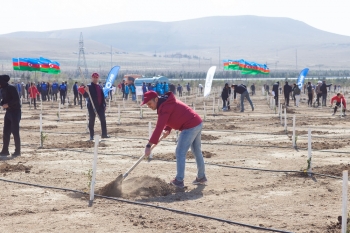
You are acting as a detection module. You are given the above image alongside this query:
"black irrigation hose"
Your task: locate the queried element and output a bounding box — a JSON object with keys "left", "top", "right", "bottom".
{"left": 0, "top": 177, "right": 293, "bottom": 233}
{"left": 30, "top": 147, "right": 344, "bottom": 181}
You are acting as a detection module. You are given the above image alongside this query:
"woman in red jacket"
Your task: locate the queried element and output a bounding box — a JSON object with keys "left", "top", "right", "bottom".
{"left": 28, "top": 82, "right": 39, "bottom": 109}
{"left": 330, "top": 93, "right": 346, "bottom": 116}
{"left": 141, "top": 91, "right": 207, "bottom": 189}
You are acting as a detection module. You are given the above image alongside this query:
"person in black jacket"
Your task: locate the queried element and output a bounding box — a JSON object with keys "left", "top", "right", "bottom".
{"left": 272, "top": 81, "right": 279, "bottom": 106}
{"left": 283, "top": 81, "right": 292, "bottom": 106}
{"left": 80, "top": 73, "right": 109, "bottom": 140}
{"left": 0, "top": 75, "right": 21, "bottom": 156}
{"left": 231, "top": 84, "right": 254, "bottom": 112}
{"left": 320, "top": 80, "right": 332, "bottom": 106}
{"left": 73, "top": 81, "right": 79, "bottom": 105}
{"left": 221, "top": 83, "right": 231, "bottom": 110}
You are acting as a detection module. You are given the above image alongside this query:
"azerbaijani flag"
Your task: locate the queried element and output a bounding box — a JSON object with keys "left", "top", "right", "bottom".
{"left": 223, "top": 59, "right": 240, "bottom": 70}
{"left": 223, "top": 59, "right": 270, "bottom": 75}
{"left": 49, "top": 61, "right": 60, "bottom": 74}
{"left": 12, "top": 58, "right": 20, "bottom": 70}
{"left": 39, "top": 57, "right": 50, "bottom": 73}
{"left": 26, "top": 58, "right": 41, "bottom": 71}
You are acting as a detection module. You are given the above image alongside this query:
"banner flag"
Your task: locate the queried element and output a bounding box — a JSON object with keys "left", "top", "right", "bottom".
{"left": 204, "top": 66, "right": 216, "bottom": 97}
{"left": 103, "top": 66, "right": 120, "bottom": 98}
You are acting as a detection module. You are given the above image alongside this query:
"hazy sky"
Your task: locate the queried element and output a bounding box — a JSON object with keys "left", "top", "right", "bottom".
{"left": 2, "top": 0, "right": 350, "bottom": 36}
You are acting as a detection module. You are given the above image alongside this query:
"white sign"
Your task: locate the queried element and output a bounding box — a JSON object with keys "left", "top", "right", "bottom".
{"left": 136, "top": 86, "right": 143, "bottom": 96}
{"left": 204, "top": 66, "right": 217, "bottom": 97}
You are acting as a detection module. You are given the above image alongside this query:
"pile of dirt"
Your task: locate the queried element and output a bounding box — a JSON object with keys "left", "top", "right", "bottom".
{"left": 108, "top": 128, "right": 129, "bottom": 134}
{"left": 326, "top": 216, "right": 349, "bottom": 232}
{"left": 201, "top": 134, "right": 219, "bottom": 141}
{"left": 297, "top": 141, "right": 348, "bottom": 150}
{"left": 67, "top": 118, "right": 86, "bottom": 122}
{"left": 46, "top": 141, "right": 107, "bottom": 149}
{"left": 205, "top": 123, "right": 237, "bottom": 130}
{"left": 98, "top": 175, "right": 177, "bottom": 198}
{"left": 271, "top": 130, "right": 329, "bottom": 135}
{"left": 313, "top": 164, "right": 350, "bottom": 177}
{"left": 22, "top": 125, "right": 58, "bottom": 130}
{"left": 156, "top": 151, "right": 216, "bottom": 160}
{"left": 0, "top": 162, "right": 32, "bottom": 173}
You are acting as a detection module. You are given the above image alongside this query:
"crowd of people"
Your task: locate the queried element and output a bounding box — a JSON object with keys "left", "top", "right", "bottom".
{"left": 263, "top": 80, "right": 346, "bottom": 115}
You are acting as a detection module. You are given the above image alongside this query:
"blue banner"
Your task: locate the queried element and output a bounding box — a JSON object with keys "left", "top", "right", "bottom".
{"left": 296, "top": 68, "right": 309, "bottom": 89}
{"left": 103, "top": 66, "right": 120, "bottom": 98}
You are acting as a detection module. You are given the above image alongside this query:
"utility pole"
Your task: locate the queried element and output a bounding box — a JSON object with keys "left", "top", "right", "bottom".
{"left": 76, "top": 32, "right": 88, "bottom": 78}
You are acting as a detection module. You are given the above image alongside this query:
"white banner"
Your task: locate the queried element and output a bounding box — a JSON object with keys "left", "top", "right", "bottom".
{"left": 204, "top": 66, "right": 217, "bottom": 97}
{"left": 136, "top": 86, "right": 143, "bottom": 96}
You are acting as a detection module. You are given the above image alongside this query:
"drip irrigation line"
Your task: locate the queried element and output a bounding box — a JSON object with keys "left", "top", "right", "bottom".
{"left": 0, "top": 177, "right": 293, "bottom": 233}
{"left": 29, "top": 147, "right": 344, "bottom": 181}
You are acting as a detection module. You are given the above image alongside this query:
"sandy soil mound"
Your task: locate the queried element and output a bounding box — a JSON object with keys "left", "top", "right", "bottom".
{"left": 45, "top": 141, "right": 107, "bottom": 149}
{"left": 0, "top": 162, "right": 32, "bottom": 173}
{"left": 313, "top": 164, "right": 350, "bottom": 177}
{"left": 327, "top": 216, "right": 349, "bottom": 232}
{"left": 156, "top": 151, "right": 216, "bottom": 160}
{"left": 297, "top": 141, "right": 349, "bottom": 150}
{"left": 98, "top": 175, "right": 177, "bottom": 198}
{"left": 201, "top": 134, "right": 219, "bottom": 141}
{"left": 108, "top": 128, "right": 129, "bottom": 134}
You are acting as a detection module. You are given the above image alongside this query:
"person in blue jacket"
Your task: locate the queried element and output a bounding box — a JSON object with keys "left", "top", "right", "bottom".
{"left": 156, "top": 82, "right": 161, "bottom": 95}
{"left": 59, "top": 82, "right": 67, "bottom": 105}
{"left": 124, "top": 83, "right": 129, "bottom": 100}
{"left": 73, "top": 81, "right": 79, "bottom": 105}
{"left": 147, "top": 83, "right": 153, "bottom": 91}
{"left": 41, "top": 81, "right": 47, "bottom": 101}
{"left": 51, "top": 81, "right": 59, "bottom": 101}
{"left": 164, "top": 82, "right": 169, "bottom": 93}
{"left": 142, "top": 82, "right": 148, "bottom": 100}
{"left": 130, "top": 83, "right": 136, "bottom": 101}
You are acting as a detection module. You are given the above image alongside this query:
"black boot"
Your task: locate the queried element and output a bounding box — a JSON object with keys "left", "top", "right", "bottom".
{"left": 0, "top": 150, "right": 10, "bottom": 156}
{"left": 12, "top": 150, "right": 21, "bottom": 157}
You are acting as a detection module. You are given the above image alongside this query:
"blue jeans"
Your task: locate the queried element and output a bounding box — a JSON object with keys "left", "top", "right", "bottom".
{"left": 132, "top": 93, "right": 136, "bottom": 101}
{"left": 175, "top": 122, "right": 206, "bottom": 181}
{"left": 240, "top": 90, "right": 254, "bottom": 112}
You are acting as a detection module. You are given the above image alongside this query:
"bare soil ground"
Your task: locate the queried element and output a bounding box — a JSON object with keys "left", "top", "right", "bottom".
{"left": 0, "top": 87, "right": 350, "bottom": 232}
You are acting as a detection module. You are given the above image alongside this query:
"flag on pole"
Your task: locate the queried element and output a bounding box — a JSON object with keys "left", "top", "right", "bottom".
{"left": 204, "top": 66, "right": 216, "bottom": 97}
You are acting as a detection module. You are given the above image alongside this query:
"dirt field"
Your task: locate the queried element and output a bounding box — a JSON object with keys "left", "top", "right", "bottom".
{"left": 0, "top": 87, "right": 349, "bottom": 233}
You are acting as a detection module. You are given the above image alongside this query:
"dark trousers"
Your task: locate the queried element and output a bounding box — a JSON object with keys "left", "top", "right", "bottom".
{"left": 41, "top": 91, "right": 47, "bottom": 101}
{"left": 2, "top": 110, "right": 21, "bottom": 153}
{"left": 122, "top": 91, "right": 125, "bottom": 99}
{"left": 74, "top": 92, "right": 79, "bottom": 105}
{"left": 316, "top": 93, "right": 322, "bottom": 106}
{"left": 308, "top": 93, "right": 313, "bottom": 106}
{"left": 31, "top": 98, "right": 37, "bottom": 108}
{"left": 79, "top": 94, "right": 83, "bottom": 109}
{"left": 322, "top": 93, "right": 327, "bottom": 106}
{"left": 284, "top": 93, "right": 290, "bottom": 106}
{"left": 60, "top": 91, "right": 66, "bottom": 105}
{"left": 52, "top": 92, "right": 58, "bottom": 101}
{"left": 274, "top": 94, "right": 279, "bottom": 106}
{"left": 88, "top": 106, "right": 107, "bottom": 138}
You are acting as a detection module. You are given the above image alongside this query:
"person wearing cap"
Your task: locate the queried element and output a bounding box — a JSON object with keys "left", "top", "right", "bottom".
{"left": 331, "top": 93, "right": 346, "bottom": 116}
{"left": 78, "top": 73, "right": 109, "bottom": 140}
{"left": 221, "top": 83, "right": 231, "bottom": 111}
{"left": 142, "top": 90, "right": 207, "bottom": 189}
{"left": 0, "top": 75, "right": 21, "bottom": 156}
{"left": 29, "top": 82, "right": 39, "bottom": 109}
{"left": 231, "top": 84, "right": 254, "bottom": 112}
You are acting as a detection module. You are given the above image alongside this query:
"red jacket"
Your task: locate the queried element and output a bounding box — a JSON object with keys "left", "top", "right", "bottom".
{"left": 29, "top": 85, "right": 39, "bottom": 99}
{"left": 331, "top": 95, "right": 346, "bottom": 108}
{"left": 150, "top": 92, "right": 202, "bottom": 144}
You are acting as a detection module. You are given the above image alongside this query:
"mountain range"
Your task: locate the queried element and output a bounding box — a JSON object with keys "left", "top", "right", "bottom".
{"left": 1, "top": 16, "right": 350, "bottom": 71}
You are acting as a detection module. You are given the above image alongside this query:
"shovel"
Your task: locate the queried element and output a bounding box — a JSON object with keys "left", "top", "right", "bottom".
{"left": 99, "top": 135, "right": 164, "bottom": 197}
